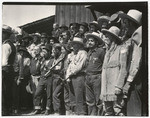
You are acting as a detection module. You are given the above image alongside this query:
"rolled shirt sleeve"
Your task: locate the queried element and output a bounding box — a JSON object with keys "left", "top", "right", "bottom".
{"left": 2, "top": 43, "right": 12, "bottom": 67}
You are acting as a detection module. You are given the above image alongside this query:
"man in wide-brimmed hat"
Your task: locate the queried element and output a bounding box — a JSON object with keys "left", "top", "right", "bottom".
{"left": 97, "top": 15, "right": 110, "bottom": 31}
{"left": 59, "top": 24, "right": 68, "bottom": 34}
{"left": 100, "top": 26, "right": 128, "bottom": 116}
{"left": 22, "top": 34, "right": 33, "bottom": 47}
{"left": 13, "top": 46, "right": 31, "bottom": 114}
{"left": 40, "top": 33, "right": 49, "bottom": 46}
{"left": 76, "top": 22, "right": 89, "bottom": 43}
{"left": 69, "top": 23, "right": 79, "bottom": 41}
{"left": 89, "top": 21, "right": 100, "bottom": 33}
{"left": 2, "top": 24, "right": 16, "bottom": 115}
{"left": 66, "top": 37, "right": 87, "bottom": 115}
{"left": 119, "top": 9, "right": 143, "bottom": 116}
{"left": 85, "top": 32, "right": 105, "bottom": 115}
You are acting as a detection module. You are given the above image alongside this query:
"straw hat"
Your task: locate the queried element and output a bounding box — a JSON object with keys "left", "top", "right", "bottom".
{"left": 70, "top": 37, "right": 84, "bottom": 45}
{"left": 102, "top": 26, "right": 121, "bottom": 43}
{"left": 119, "top": 9, "right": 142, "bottom": 25}
{"left": 86, "top": 32, "right": 103, "bottom": 44}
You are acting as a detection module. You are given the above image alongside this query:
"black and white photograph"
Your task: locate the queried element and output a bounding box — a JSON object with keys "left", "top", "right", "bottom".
{"left": 1, "top": 2, "right": 148, "bottom": 116}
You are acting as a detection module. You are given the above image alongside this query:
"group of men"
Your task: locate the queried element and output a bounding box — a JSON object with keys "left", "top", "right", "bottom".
{"left": 2, "top": 9, "right": 145, "bottom": 116}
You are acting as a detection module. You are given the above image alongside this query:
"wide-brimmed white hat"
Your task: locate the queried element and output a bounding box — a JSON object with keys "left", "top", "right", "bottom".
{"left": 102, "top": 26, "right": 121, "bottom": 43}
{"left": 119, "top": 9, "right": 142, "bottom": 25}
{"left": 70, "top": 37, "right": 84, "bottom": 45}
{"left": 86, "top": 32, "right": 104, "bottom": 44}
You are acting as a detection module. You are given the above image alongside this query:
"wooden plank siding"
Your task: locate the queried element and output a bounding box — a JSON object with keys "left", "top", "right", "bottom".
{"left": 55, "top": 5, "right": 101, "bottom": 27}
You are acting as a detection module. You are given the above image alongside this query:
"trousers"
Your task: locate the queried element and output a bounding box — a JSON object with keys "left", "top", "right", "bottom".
{"left": 34, "top": 76, "right": 53, "bottom": 110}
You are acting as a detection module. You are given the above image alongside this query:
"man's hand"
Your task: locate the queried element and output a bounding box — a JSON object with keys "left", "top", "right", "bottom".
{"left": 123, "top": 81, "right": 131, "bottom": 95}
{"left": 115, "top": 87, "right": 122, "bottom": 95}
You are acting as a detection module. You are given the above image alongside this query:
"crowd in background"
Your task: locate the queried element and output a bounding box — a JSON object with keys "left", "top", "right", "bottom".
{"left": 2, "top": 9, "right": 144, "bottom": 116}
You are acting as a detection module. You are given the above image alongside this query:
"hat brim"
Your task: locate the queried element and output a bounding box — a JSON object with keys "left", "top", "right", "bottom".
{"left": 23, "top": 36, "right": 33, "bottom": 40}
{"left": 102, "top": 29, "right": 121, "bottom": 43}
{"left": 70, "top": 41, "right": 84, "bottom": 45}
{"left": 119, "top": 13, "right": 140, "bottom": 25}
{"left": 89, "top": 23, "right": 100, "bottom": 29}
{"left": 86, "top": 33, "right": 104, "bottom": 45}
{"left": 79, "top": 24, "right": 89, "bottom": 31}
{"left": 98, "top": 18, "right": 109, "bottom": 23}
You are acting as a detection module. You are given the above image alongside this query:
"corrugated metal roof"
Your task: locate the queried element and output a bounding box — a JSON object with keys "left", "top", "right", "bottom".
{"left": 19, "top": 15, "right": 55, "bottom": 36}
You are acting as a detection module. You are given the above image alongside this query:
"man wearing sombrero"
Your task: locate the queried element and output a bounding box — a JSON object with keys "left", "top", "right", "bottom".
{"left": 100, "top": 26, "right": 128, "bottom": 116}
{"left": 119, "top": 9, "right": 143, "bottom": 116}
{"left": 66, "top": 37, "right": 88, "bottom": 115}
{"left": 85, "top": 32, "right": 105, "bottom": 115}
{"left": 89, "top": 21, "right": 100, "bottom": 33}
{"left": 2, "top": 24, "right": 16, "bottom": 115}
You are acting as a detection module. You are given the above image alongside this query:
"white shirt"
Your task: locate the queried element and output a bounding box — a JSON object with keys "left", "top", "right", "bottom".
{"left": 2, "top": 43, "right": 12, "bottom": 66}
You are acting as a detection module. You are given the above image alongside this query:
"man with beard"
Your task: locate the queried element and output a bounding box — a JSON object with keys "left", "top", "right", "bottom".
{"left": 85, "top": 32, "right": 105, "bottom": 115}
{"left": 119, "top": 9, "right": 143, "bottom": 116}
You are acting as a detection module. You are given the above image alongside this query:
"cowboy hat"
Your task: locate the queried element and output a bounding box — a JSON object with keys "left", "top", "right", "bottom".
{"left": 70, "top": 37, "right": 84, "bottom": 45}
{"left": 2, "top": 24, "right": 12, "bottom": 34}
{"left": 86, "top": 32, "right": 104, "bottom": 45}
{"left": 89, "top": 21, "right": 100, "bottom": 29}
{"left": 59, "top": 24, "right": 68, "bottom": 30}
{"left": 41, "top": 33, "right": 48, "bottom": 38}
{"left": 22, "top": 34, "right": 33, "bottom": 40}
{"left": 119, "top": 9, "right": 142, "bottom": 25}
{"left": 69, "top": 23, "right": 79, "bottom": 28}
{"left": 97, "top": 16, "right": 110, "bottom": 23}
{"left": 79, "top": 22, "right": 89, "bottom": 31}
{"left": 102, "top": 26, "right": 121, "bottom": 43}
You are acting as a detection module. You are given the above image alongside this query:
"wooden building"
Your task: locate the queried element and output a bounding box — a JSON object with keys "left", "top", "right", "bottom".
{"left": 55, "top": 5, "right": 102, "bottom": 27}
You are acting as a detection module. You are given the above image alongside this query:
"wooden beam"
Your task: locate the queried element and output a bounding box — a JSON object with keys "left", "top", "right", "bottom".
{"left": 90, "top": 9, "right": 97, "bottom": 21}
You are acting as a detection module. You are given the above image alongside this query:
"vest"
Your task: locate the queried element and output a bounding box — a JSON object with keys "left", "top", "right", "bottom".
{"left": 4, "top": 39, "right": 16, "bottom": 66}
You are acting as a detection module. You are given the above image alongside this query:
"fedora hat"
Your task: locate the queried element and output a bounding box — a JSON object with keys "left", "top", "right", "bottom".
{"left": 69, "top": 23, "right": 79, "bottom": 28}
{"left": 22, "top": 34, "right": 33, "bottom": 40}
{"left": 119, "top": 9, "right": 142, "bottom": 25}
{"left": 86, "top": 32, "right": 104, "bottom": 45}
{"left": 79, "top": 22, "right": 89, "bottom": 31}
{"left": 89, "top": 21, "right": 100, "bottom": 29}
{"left": 70, "top": 37, "right": 84, "bottom": 45}
{"left": 97, "top": 16, "right": 110, "bottom": 24}
{"left": 41, "top": 33, "right": 48, "bottom": 38}
{"left": 59, "top": 24, "right": 68, "bottom": 30}
{"left": 2, "top": 24, "right": 12, "bottom": 34}
{"left": 102, "top": 26, "right": 121, "bottom": 43}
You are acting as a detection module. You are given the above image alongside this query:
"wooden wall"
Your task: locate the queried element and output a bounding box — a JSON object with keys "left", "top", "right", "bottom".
{"left": 55, "top": 5, "right": 102, "bottom": 27}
